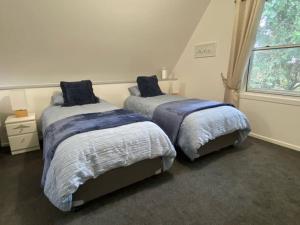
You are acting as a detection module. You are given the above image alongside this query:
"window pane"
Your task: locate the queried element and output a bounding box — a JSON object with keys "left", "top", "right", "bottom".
{"left": 247, "top": 47, "right": 300, "bottom": 95}
{"left": 255, "top": 0, "right": 300, "bottom": 48}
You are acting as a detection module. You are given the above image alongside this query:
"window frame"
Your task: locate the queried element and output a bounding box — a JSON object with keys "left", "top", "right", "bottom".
{"left": 246, "top": 44, "right": 300, "bottom": 98}
{"left": 245, "top": 0, "right": 300, "bottom": 98}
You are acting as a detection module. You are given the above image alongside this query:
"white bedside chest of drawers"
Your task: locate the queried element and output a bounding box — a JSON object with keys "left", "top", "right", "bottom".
{"left": 5, "top": 113, "right": 40, "bottom": 155}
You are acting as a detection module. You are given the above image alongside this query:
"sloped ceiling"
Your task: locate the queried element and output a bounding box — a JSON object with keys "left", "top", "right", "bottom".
{"left": 0, "top": 0, "right": 211, "bottom": 86}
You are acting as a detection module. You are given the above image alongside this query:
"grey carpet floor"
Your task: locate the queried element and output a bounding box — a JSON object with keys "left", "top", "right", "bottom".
{"left": 0, "top": 137, "right": 299, "bottom": 225}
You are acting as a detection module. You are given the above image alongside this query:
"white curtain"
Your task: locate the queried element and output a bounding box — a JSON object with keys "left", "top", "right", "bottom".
{"left": 222, "top": 0, "right": 265, "bottom": 106}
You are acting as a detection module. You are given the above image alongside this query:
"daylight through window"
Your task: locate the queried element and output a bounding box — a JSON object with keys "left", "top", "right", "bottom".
{"left": 247, "top": 0, "right": 300, "bottom": 96}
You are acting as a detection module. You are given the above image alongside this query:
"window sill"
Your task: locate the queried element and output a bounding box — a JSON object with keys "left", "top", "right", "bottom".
{"left": 240, "top": 91, "right": 300, "bottom": 107}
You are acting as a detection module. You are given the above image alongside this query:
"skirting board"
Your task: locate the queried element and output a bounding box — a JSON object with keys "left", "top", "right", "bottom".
{"left": 249, "top": 132, "right": 300, "bottom": 152}
{"left": 1, "top": 142, "right": 9, "bottom": 148}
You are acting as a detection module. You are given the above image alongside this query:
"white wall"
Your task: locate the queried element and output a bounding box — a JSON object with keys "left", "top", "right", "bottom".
{"left": 0, "top": 80, "right": 176, "bottom": 146}
{"left": 240, "top": 93, "right": 300, "bottom": 151}
{"left": 173, "top": 0, "right": 300, "bottom": 151}
{"left": 173, "top": 0, "right": 235, "bottom": 101}
{"left": 0, "top": 0, "right": 210, "bottom": 87}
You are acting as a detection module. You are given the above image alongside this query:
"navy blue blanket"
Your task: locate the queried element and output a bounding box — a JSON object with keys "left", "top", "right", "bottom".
{"left": 152, "top": 99, "right": 233, "bottom": 144}
{"left": 42, "top": 109, "right": 149, "bottom": 186}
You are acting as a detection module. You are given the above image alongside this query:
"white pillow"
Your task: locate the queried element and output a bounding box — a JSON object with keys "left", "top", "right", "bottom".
{"left": 128, "top": 86, "right": 141, "bottom": 96}
{"left": 51, "top": 92, "right": 64, "bottom": 106}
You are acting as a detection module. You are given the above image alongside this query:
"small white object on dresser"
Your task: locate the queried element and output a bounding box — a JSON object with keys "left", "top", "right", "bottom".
{"left": 5, "top": 113, "right": 40, "bottom": 155}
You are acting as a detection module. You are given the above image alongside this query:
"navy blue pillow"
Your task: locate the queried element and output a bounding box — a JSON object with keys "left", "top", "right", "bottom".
{"left": 137, "top": 75, "right": 163, "bottom": 97}
{"left": 60, "top": 80, "right": 99, "bottom": 106}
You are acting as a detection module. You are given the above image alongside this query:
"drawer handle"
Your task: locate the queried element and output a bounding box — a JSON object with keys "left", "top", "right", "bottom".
{"left": 14, "top": 125, "right": 30, "bottom": 130}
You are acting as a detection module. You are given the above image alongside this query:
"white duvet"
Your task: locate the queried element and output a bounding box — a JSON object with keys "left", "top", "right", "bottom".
{"left": 41, "top": 102, "right": 176, "bottom": 211}
{"left": 124, "top": 95, "right": 251, "bottom": 160}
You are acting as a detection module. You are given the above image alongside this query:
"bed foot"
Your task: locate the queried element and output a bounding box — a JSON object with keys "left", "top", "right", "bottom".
{"left": 71, "top": 200, "right": 85, "bottom": 211}
{"left": 155, "top": 168, "right": 162, "bottom": 175}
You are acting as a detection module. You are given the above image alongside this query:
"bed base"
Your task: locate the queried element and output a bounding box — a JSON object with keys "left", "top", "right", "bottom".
{"left": 71, "top": 132, "right": 239, "bottom": 208}
{"left": 72, "top": 157, "right": 162, "bottom": 208}
{"left": 197, "top": 131, "right": 239, "bottom": 157}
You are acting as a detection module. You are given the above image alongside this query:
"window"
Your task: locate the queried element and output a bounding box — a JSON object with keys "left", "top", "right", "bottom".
{"left": 247, "top": 0, "right": 300, "bottom": 96}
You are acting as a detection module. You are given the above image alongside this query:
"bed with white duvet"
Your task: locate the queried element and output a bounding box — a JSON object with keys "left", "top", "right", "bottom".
{"left": 124, "top": 94, "right": 251, "bottom": 160}
{"left": 41, "top": 100, "right": 176, "bottom": 211}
